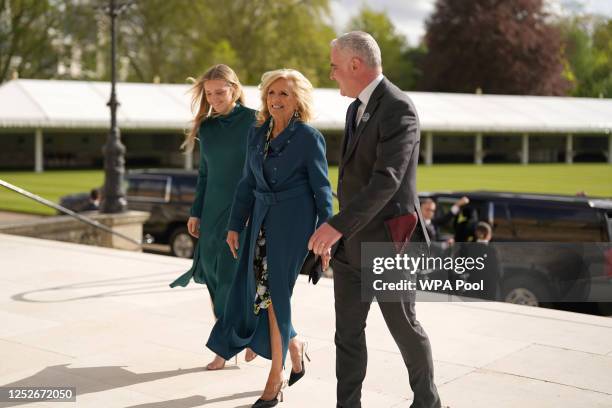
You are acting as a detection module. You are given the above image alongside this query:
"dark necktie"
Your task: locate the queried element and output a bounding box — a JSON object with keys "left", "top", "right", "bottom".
{"left": 345, "top": 98, "right": 362, "bottom": 149}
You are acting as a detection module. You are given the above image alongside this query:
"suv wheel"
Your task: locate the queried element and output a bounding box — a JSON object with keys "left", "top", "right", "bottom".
{"left": 169, "top": 227, "right": 195, "bottom": 258}
{"left": 502, "top": 275, "right": 550, "bottom": 307}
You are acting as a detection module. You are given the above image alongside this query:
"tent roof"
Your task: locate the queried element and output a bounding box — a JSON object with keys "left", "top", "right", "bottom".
{"left": 0, "top": 79, "right": 611, "bottom": 134}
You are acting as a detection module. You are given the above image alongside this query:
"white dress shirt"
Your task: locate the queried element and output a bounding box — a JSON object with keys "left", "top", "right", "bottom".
{"left": 355, "top": 73, "right": 384, "bottom": 126}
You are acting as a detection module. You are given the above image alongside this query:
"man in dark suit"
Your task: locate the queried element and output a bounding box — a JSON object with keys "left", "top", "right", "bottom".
{"left": 421, "top": 196, "right": 469, "bottom": 242}
{"left": 309, "top": 31, "right": 441, "bottom": 408}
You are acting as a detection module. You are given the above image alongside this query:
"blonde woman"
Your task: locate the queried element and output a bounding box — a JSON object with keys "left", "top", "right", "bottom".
{"left": 170, "top": 64, "right": 257, "bottom": 370}
{"left": 206, "top": 69, "right": 333, "bottom": 407}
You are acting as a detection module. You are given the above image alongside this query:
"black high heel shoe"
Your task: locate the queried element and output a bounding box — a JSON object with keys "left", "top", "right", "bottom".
{"left": 251, "top": 380, "right": 286, "bottom": 408}
{"left": 288, "top": 341, "right": 311, "bottom": 386}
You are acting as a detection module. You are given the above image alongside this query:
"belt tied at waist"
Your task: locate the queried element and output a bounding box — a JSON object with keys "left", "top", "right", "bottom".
{"left": 254, "top": 184, "right": 311, "bottom": 205}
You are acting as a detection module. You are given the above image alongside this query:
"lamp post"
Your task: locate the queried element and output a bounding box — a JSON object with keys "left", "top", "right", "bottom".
{"left": 101, "top": 0, "right": 130, "bottom": 213}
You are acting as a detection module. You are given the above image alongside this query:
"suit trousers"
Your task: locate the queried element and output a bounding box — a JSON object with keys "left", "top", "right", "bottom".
{"left": 332, "top": 241, "right": 441, "bottom": 408}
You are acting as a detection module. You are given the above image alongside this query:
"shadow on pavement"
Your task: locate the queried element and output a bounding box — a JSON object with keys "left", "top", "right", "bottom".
{"left": 0, "top": 363, "right": 243, "bottom": 407}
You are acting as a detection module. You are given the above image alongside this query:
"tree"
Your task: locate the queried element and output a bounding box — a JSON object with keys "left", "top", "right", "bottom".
{"left": 421, "top": 0, "right": 571, "bottom": 95}
{"left": 0, "top": 0, "right": 64, "bottom": 82}
{"left": 558, "top": 15, "right": 595, "bottom": 95}
{"left": 1, "top": 0, "right": 338, "bottom": 87}
{"left": 347, "top": 7, "right": 419, "bottom": 91}
{"left": 559, "top": 15, "right": 612, "bottom": 98}
{"left": 588, "top": 19, "right": 612, "bottom": 97}
{"left": 118, "top": 0, "right": 198, "bottom": 83}
{"left": 195, "top": 0, "right": 335, "bottom": 86}
{"left": 55, "top": 0, "right": 104, "bottom": 80}
{"left": 270, "top": 0, "right": 337, "bottom": 87}
{"left": 112, "top": 0, "right": 336, "bottom": 86}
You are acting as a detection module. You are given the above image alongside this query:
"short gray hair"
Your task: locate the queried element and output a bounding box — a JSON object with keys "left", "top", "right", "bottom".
{"left": 331, "top": 31, "right": 382, "bottom": 68}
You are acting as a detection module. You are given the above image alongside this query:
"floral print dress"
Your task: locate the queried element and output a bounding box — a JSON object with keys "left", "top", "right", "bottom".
{"left": 253, "top": 227, "right": 271, "bottom": 315}
{"left": 252, "top": 118, "right": 276, "bottom": 316}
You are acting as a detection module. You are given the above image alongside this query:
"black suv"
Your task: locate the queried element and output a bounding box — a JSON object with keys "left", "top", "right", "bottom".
{"left": 420, "top": 191, "right": 612, "bottom": 313}
{"left": 59, "top": 169, "right": 198, "bottom": 258}
{"left": 125, "top": 169, "right": 198, "bottom": 258}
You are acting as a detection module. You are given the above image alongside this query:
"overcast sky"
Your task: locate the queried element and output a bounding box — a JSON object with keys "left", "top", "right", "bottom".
{"left": 330, "top": 0, "right": 612, "bottom": 45}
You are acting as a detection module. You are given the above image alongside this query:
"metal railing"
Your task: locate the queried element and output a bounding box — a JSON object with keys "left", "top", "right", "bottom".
{"left": 0, "top": 179, "right": 142, "bottom": 245}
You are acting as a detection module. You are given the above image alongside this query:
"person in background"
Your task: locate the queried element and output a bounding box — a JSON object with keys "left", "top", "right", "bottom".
{"left": 420, "top": 196, "right": 469, "bottom": 243}
{"left": 169, "top": 64, "right": 257, "bottom": 370}
{"left": 453, "top": 204, "right": 480, "bottom": 243}
{"left": 475, "top": 221, "right": 492, "bottom": 243}
{"left": 82, "top": 188, "right": 101, "bottom": 211}
{"left": 460, "top": 221, "right": 500, "bottom": 301}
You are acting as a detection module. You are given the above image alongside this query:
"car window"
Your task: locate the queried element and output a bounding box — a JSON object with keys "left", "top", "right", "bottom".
{"left": 492, "top": 202, "right": 515, "bottom": 241}
{"left": 177, "top": 176, "right": 197, "bottom": 203}
{"left": 509, "top": 203, "right": 603, "bottom": 242}
{"left": 126, "top": 175, "right": 171, "bottom": 202}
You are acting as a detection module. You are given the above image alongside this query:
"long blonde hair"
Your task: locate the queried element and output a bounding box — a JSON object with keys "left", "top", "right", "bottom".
{"left": 256, "top": 69, "right": 314, "bottom": 126}
{"left": 182, "top": 64, "right": 245, "bottom": 152}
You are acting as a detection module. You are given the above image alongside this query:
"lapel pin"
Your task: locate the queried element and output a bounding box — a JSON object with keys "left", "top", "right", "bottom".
{"left": 362, "top": 113, "right": 370, "bottom": 122}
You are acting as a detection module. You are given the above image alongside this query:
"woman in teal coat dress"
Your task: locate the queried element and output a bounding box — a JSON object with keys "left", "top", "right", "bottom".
{"left": 207, "top": 69, "right": 333, "bottom": 407}
{"left": 169, "top": 64, "right": 256, "bottom": 370}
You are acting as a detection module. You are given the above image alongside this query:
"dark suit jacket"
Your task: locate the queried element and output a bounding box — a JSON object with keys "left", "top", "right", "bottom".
{"left": 427, "top": 210, "right": 455, "bottom": 242}
{"left": 328, "top": 77, "right": 425, "bottom": 266}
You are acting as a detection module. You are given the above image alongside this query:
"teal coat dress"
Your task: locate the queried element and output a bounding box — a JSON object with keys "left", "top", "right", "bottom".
{"left": 170, "top": 103, "right": 256, "bottom": 318}
{"left": 206, "top": 118, "right": 333, "bottom": 364}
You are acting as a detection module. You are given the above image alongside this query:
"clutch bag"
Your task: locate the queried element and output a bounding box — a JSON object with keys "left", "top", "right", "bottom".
{"left": 300, "top": 251, "right": 323, "bottom": 285}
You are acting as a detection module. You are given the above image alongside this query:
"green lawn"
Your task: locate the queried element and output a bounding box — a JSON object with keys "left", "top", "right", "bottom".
{"left": 1, "top": 164, "right": 611, "bottom": 215}
{"left": 0, "top": 170, "right": 104, "bottom": 215}
{"left": 414, "top": 164, "right": 612, "bottom": 197}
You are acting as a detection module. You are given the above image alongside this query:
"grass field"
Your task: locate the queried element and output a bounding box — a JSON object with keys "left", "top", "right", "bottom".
{"left": 1, "top": 164, "right": 611, "bottom": 215}
{"left": 0, "top": 170, "right": 104, "bottom": 215}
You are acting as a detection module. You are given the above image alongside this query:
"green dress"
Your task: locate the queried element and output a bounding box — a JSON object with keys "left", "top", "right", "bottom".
{"left": 170, "top": 103, "right": 256, "bottom": 318}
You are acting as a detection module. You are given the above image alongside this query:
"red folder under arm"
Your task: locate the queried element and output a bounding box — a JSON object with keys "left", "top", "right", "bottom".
{"left": 384, "top": 212, "right": 418, "bottom": 253}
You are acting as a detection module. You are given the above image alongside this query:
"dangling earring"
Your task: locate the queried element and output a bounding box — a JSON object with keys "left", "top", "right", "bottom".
{"left": 293, "top": 110, "right": 300, "bottom": 119}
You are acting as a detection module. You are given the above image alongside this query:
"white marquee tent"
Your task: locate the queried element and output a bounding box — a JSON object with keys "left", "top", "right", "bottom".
{"left": 1, "top": 79, "right": 611, "bottom": 171}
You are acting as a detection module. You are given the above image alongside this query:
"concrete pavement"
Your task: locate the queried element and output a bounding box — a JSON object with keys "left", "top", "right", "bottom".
{"left": 0, "top": 233, "right": 611, "bottom": 407}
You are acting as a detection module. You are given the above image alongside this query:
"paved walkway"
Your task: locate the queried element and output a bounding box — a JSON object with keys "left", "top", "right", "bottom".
{"left": 0, "top": 233, "right": 611, "bottom": 407}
